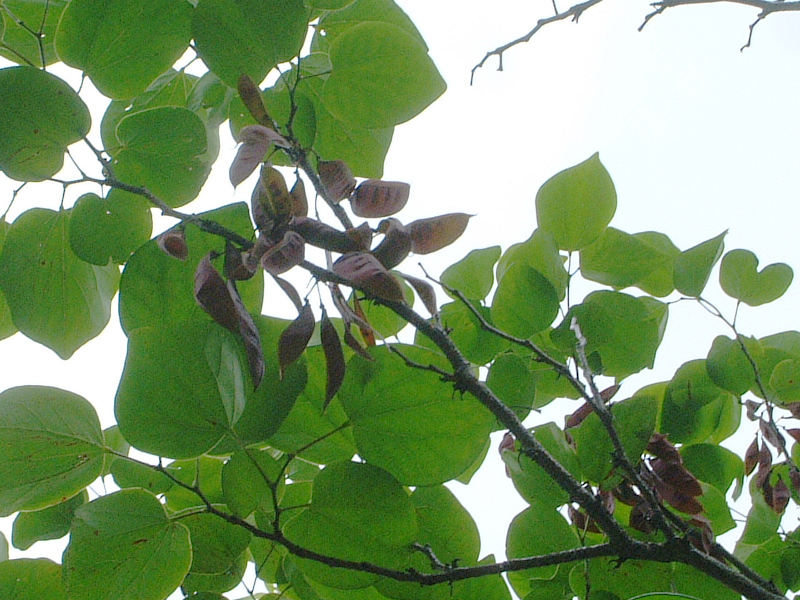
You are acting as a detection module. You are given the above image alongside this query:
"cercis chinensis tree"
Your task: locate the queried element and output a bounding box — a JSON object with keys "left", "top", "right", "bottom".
{"left": 0, "top": 1, "right": 798, "bottom": 600}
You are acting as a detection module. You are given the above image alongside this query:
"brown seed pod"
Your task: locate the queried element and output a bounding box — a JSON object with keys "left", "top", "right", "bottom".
{"left": 319, "top": 160, "right": 356, "bottom": 203}
{"left": 350, "top": 180, "right": 410, "bottom": 218}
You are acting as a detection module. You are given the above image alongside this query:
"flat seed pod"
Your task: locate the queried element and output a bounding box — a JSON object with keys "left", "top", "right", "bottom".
{"left": 227, "top": 279, "right": 265, "bottom": 388}
{"left": 351, "top": 180, "right": 410, "bottom": 218}
{"left": 290, "top": 177, "right": 308, "bottom": 217}
{"left": 250, "top": 176, "right": 273, "bottom": 233}
{"left": 408, "top": 213, "right": 472, "bottom": 254}
{"left": 157, "top": 228, "right": 188, "bottom": 261}
{"left": 372, "top": 218, "right": 411, "bottom": 269}
{"left": 243, "top": 234, "right": 273, "bottom": 272}
{"left": 271, "top": 274, "right": 304, "bottom": 313}
{"left": 260, "top": 231, "right": 305, "bottom": 275}
{"left": 230, "top": 126, "right": 289, "bottom": 188}
{"left": 318, "top": 160, "right": 356, "bottom": 203}
{"left": 321, "top": 311, "right": 346, "bottom": 410}
{"left": 344, "top": 325, "right": 374, "bottom": 361}
{"left": 194, "top": 253, "right": 239, "bottom": 332}
{"left": 398, "top": 274, "right": 437, "bottom": 317}
{"left": 291, "top": 217, "right": 360, "bottom": 254}
{"left": 237, "top": 74, "right": 272, "bottom": 127}
{"left": 263, "top": 165, "right": 293, "bottom": 221}
{"left": 278, "top": 302, "right": 315, "bottom": 379}
{"left": 332, "top": 252, "right": 405, "bottom": 303}
{"left": 224, "top": 241, "right": 255, "bottom": 281}
{"left": 346, "top": 222, "right": 373, "bottom": 251}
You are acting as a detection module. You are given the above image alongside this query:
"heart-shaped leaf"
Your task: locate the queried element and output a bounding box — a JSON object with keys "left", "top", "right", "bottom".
{"left": 673, "top": 231, "right": 726, "bottom": 297}
{"left": 719, "top": 249, "right": 793, "bottom": 306}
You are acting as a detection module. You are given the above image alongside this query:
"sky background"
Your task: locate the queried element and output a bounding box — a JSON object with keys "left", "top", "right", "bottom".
{"left": 1, "top": 0, "right": 799, "bottom": 596}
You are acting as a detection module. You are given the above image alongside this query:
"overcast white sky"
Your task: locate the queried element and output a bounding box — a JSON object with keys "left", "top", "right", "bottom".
{"left": 1, "top": 0, "right": 799, "bottom": 596}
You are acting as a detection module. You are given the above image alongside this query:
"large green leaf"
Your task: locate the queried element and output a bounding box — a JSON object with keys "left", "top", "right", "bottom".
{"left": 0, "top": 558, "right": 64, "bottom": 599}
{"left": 111, "top": 106, "right": 210, "bottom": 208}
{"left": 497, "top": 230, "right": 567, "bottom": 301}
{"left": 55, "top": 0, "right": 191, "bottom": 99}
{"left": 705, "top": 334, "right": 759, "bottom": 395}
{"left": 63, "top": 489, "right": 191, "bottom": 600}
{"left": 0, "top": 0, "right": 68, "bottom": 66}
{"left": 115, "top": 321, "right": 232, "bottom": 458}
{"left": 535, "top": 153, "right": 616, "bottom": 252}
{"left": 673, "top": 231, "right": 726, "bottom": 297}
{"left": 68, "top": 191, "right": 153, "bottom": 265}
{"left": 580, "top": 227, "right": 673, "bottom": 290}
{"left": 119, "top": 202, "right": 262, "bottom": 333}
{"left": 632, "top": 231, "right": 681, "bottom": 297}
{"left": 680, "top": 444, "right": 744, "bottom": 494}
{"left": 506, "top": 506, "right": 579, "bottom": 597}
{"left": 283, "top": 462, "right": 417, "bottom": 589}
{"left": 181, "top": 512, "right": 251, "bottom": 574}
{"left": 0, "top": 220, "right": 16, "bottom": 341}
{"left": 719, "top": 248, "right": 793, "bottom": 306}
{"left": 323, "top": 22, "right": 446, "bottom": 129}
{"left": 570, "top": 559, "right": 673, "bottom": 600}
{"left": 572, "top": 395, "right": 657, "bottom": 484}
{"left": 491, "top": 263, "right": 559, "bottom": 339}
{"left": 486, "top": 352, "right": 540, "bottom": 423}
{"left": 0, "top": 208, "right": 119, "bottom": 358}
{"left": 440, "top": 246, "right": 501, "bottom": 302}
{"left": 12, "top": 490, "right": 88, "bottom": 550}
{"left": 339, "top": 346, "right": 494, "bottom": 486}
{"left": 0, "top": 386, "right": 104, "bottom": 516}
{"left": 318, "top": 0, "right": 426, "bottom": 48}
{"left": 192, "top": 0, "right": 310, "bottom": 87}
{"left": 0, "top": 66, "right": 90, "bottom": 181}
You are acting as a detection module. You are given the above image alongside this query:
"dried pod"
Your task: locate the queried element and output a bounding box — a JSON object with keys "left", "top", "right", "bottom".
{"left": 157, "top": 228, "right": 188, "bottom": 261}
{"left": 401, "top": 274, "right": 438, "bottom": 318}
{"left": 278, "top": 302, "right": 315, "bottom": 379}
{"left": 230, "top": 125, "right": 289, "bottom": 188}
{"left": 319, "top": 160, "right": 356, "bottom": 202}
{"left": 771, "top": 477, "right": 791, "bottom": 513}
{"left": 238, "top": 74, "right": 272, "bottom": 127}
{"left": 408, "top": 213, "right": 472, "bottom": 254}
{"left": 650, "top": 458, "right": 702, "bottom": 498}
{"left": 565, "top": 402, "right": 593, "bottom": 430}
{"left": 744, "top": 437, "right": 759, "bottom": 475}
{"left": 261, "top": 230, "right": 305, "bottom": 275}
{"left": 346, "top": 222, "right": 373, "bottom": 251}
{"left": 227, "top": 279, "right": 265, "bottom": 388}
{"left": 194, "top": 253, "right": 239, "bottom": 332}
{"left": 333, "top": 252, "right": 405, "bottom": 303}
{"left": 291, "top": 217, "right": 360, "bottom": 254}
{"left": 372, "top": 218, "right": 412, "bottom": 270}
{"left": 243, "top": 234, "right": 273, "bottom": 272}
{"left": 224, "top": 241, "right": 255, "bottom": 281}
{"left": 290, "top": 177, "right": 308, "bottom": 217}
{"left": 646, "top": 433, "right": 682, "bottom": 464}
{"left": 343, "top": 326, "right": 373, "bottom": 361}
{"left": 321, "top": 311, "right": 346, "bottom": 410}
{"left": 271, "top": 275, "right": 304, "bottom": 313}
{"left": 759, "top": 418, "right": 785, "bottom": 453}
{"left": 351, "top": 180, "right": 410, "bottom": 218}
{"left": 263, "top": 165, "right": 293, "bottom": 221}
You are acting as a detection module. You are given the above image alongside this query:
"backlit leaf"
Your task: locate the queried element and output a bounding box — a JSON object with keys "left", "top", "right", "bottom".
{"left": 0, "top": 0, "right": 67, "bottom": 66}
{"left": 706, "top": 335, "right": 758, "bottom": 395}
{"left": 491, "top": 263, "right": 559, "bottom": 339}
{"left": 441, "top": 246, "right": 501, "bottom": 302}
{"left": 673, "top": 231, "right": 726, "bottom": 297}
{"left": 12, "top": 490, "right": 88, "bottom": 551}
{"left": 720, "top": 248, "right": 793, "bottom": 306}
{"left": 0, "top": 558, "right": 64, "bottom": 599}
{"left": 580, "top": 227, "right": 671, "bottom": 289}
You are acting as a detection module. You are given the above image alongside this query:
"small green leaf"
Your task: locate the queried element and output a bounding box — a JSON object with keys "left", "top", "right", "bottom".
{"left": 632, "top": 231, "right": 680, "bottom": 297}
{"left": 769, "top": 359, "right": 800, "bottom": 404}
{"left": 324, "top": 22, "right": 446, "bottom": 129}
{"left": 283, "top": 462, "right": 417, "bottom": 589}
{"left": 164, "top": 456, "right": 226, "bottom": 511}
{"left": 673, "top": 231, "right": 726, "bottom": 297}
{"left": 486, "top": 353, "right": 540, "bottom": 423}
{"left": 491, "top": 263, "right": 559, "bottom": 338}
{"left": 63, "top": 489, "right": 191, "bottom": 600}
{"left": 339, "top": 346, "right": 493, "bottom": 486}
{"left": 55, "top": 0, "right": 191, "bottom": 98}
{"left": 706, "top": 335, "right": 758, "bottom": 395}
{"left": 112, "top": 107, "right": 209, "bottom": 208}
{"left": 12, "top": 491, "right": 88, "bottom": 550}
{"left": 0, "top": 1, "right": 68, "bottom": 66}
{"left": 181, "top": 512, "right": 251, "bottom": 574}
{"left": 69, "top": 191, "right": 153, "bottom": 265}
{"left": 680, "top": 444, "right": 744, "bottom": 494}
{"left": 205, "top": 326, "right": 248, "bottom": 427}
{"left": 720, "top": 248, "right": 793, "bottom": 306}
{"left": 222, "top": 448, "right": 282, "bottom": 518}
{"left": 0, "top": 66, "right": 90, "bottom": 181}
{"left": 580, "top": 227, "right": 672, "bottom": 290}
{"left": 0, "top": 386, "right": 104, "bottom": 516}
{"left": 0, "top": 558, "right": 64, "bottom": 599}
{"left": 429, "top": 302, "right": 507, "bottom": 366}
{"left": 110, "top": 459, "right": 173, "bottom": 496}
{"left": 535, "top": 153, "right": 617, "bottom": 252}
{"left": 441, "top": 246, "right": 501, "bottom": 301}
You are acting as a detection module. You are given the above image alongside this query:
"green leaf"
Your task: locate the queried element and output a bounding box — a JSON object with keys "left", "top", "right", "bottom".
{"left": 0, "top": 66, "right": 90, "bottom": 181}
{"left": 441, "top": 246, "right": 501, "bottom": 301}
{"left": 339, "top": 345, "right": 494, "bottom": 486}
{"left": 673, "top": 231, "right": 726, "bottom": 297}
{"left": 164, "top": 456, "right": 226, "bottom": 511}
{"left": 181, "top": 511, "right": 251, "bottom": 574}
{"left": 535, "top": 153, "right": 617, "bottom": 252}
{"left": 350, "top": 279, "right": 414, "bottom": 338}
{"left": 486, "top": 353, "right": 540, "bottom": 423}
{"left": 0, "top": 386, "right": 104, "bottom": 516}
{"left": 497, "top": 230, "right": 567, "bottom": 301}
{"left": 453, "top": 555, "right": 513, "bottom": 600}
{"left": 490, "top": 263, "right": 559, "bottom": 338}
{"left": 375, "top": 485, "right": 480, "bottom": 600}
{"left": 671, "top": 562, "right": 741, "bottom": 600}
{"left": 55, "top": 0, "right": 191, "bottom": 99}
{"left": 719, "top": 249, "right": 793, "bottom": 306}
{"left": 0, "top": 558, "right": 64, "bottom": 599}
{"left": 111, "top": 106, "right": 210, "bottom": 208}
{"left": 506, "top": 506, "right": 579, "bottom": 596}
{"left": 63, "top": 489, "right": 191, "bottom": 600}
{"left": 706, "top": 335, "right": 759, "bottom": 395}
{"left": 0, "top": 208, "right": 119, "bottom": 358}
{"left": 428, "top": 302, "right": 507, "bottom": 366}
{"left": 580, "top": 227, "right": 673, "bottom": 290}
{"left": 570, "top": 559, "right": 673, "bottom": 600}
{"left": 318, "top": 0, "right": 426, "bottom": 48}
{"left": 632, "top": 231, "right": 680, "bottom": 297}
{"left": 699, "top": 482, "right": 736, "bottom": 535}
{"left": 283, "top": 462, "right": 417, "bottom": 589}
{"left": 110, "top": 459, "right": 173, "bottom": 495}
{"left": 182, "top": 553, "right": 247, "bottom": 595}
{"left": 12, "top": 490, "right": 88, "bottom": 550}
{"left": 0, "top": 220, "right": 16, "bottom": 341}
{"left": 324, "top": 22, "right": 446, "bottom": 129}
{"left": 0, "top": 0, "right": 68, "bottom": 66}
{"left": 205, "top": 325, "right": 248, "bottom": 427}
{"left": 68, "top": 191, "right": 153, "bottom": 265}
{"left": 680, "top": 443, "right": 744, "bottom": 494}
{"left": 222, "top": 448, "right": 282, "bottom": 518}
{"left": 769, "top": 358, "right": 800, "bottom": 403}
{"left": 192, "top": 0, "right": 310, "bottom": 88}
{"left": 660, "top": 360, "right": 739, "bottom": 444}
{"left": 120, "top": 203, "right": 262, "bottom": 333}
{"left": 115, "top": 321, "right": 232, "bottom": 458}
{"left": 572, "top": 395, "right": 657, "bottom": 484}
